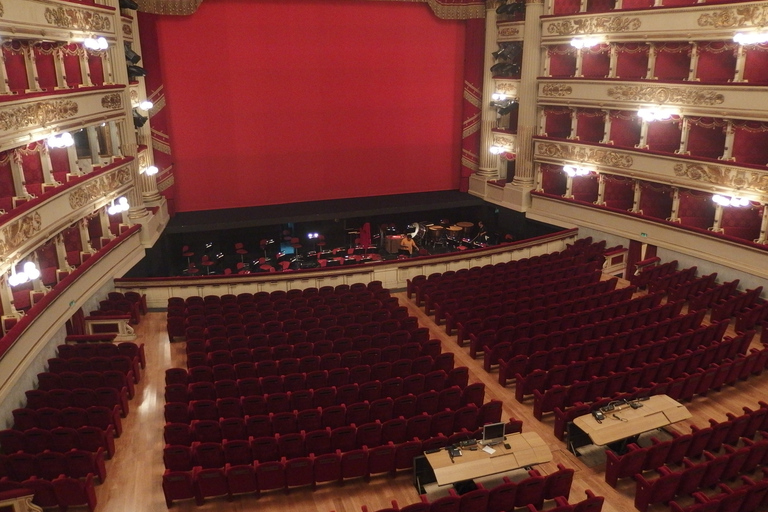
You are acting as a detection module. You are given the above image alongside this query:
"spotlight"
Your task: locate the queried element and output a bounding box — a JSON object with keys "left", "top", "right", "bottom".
{"left": 142, "top": 165, "right": 158, "bottom": 176}
{"left": 107, "top": 197, "right": 129, "bottom": 215}
{"left": 124, "top": 44, "right": 141, "bottom": 65}
{"left": 127, "top": 65, "right": 147, "bottom": 80}
{"left": 47, "top": 132, "right": 74, "bottom": 148}
{"left": 84, "top": 37, "right": 109, "bottom": 50}
{"left": 133, "top": 109, "right": 148, "bottom": 128}
{"left": 139, "top": 100, "right": 154, "bottom": 111}
{"left": 9, "top": 262, "right": 41, "bottom": 287}
{"left": 120, "top": 0, "right": 139, "bottom": 9}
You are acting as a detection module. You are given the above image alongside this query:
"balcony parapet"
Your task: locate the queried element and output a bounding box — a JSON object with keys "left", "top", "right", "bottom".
{"left": 0, "top": 157, "right": 134, "bottom": 272}
{"left": 532, "top": 136, "right": 768, "bottom": 202}
{"left": 541, "top": 0, "right": 768, "bottom": 44}
{"left": 0, "top": 85, "right": 126, "bottom": 152}
{"left": 497, "top": 21, "right": 526, "bottom": 42}
{"left": 0, "top": 0, "right": 116, "bottom": 42}
{"left": 537, "top": 78, "right": 768, "bottom": 122}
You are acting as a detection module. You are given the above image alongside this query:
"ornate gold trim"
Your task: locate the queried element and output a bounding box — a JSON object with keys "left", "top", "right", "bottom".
{"left": 44, "top": 6, "right": 112, "bottom": 31}
{"left": 499, "top": 26, "right": 521, "bottom": 37}
{"left": 673, "top": 163, "right": 768, "bottom": 194}
{"left": 697, "top": 5, "right": 768, "bottom": 29}
{"left": 101, "top": 93, "right": 123, "bottom": 110}
{"left": 606, "top": 85, "right": 724, "bottom": 105}
{"left": 541, "top": 83, "right": 573, "bottom": 97}
{"left": 122, "top": 22, "right": 134, "bottom": 37}
{"left": 0, "top": 2, "right": 5, "bottom": 18}
{"left": 0, "top": 212, "right": 42, "bottom": 258}
{"left": 546, "top": 16, "right": 641, "bottom": 36}
{"left": 0, "top": 100, "right": 78, "bottom": 131}
{"left": 69, "top": 168, "right": 133, "bottom": 210}
{"left": 536, "top": 142, "right": 634, "bottom": 168}
{"left": 492, "top": 132, "right": 516, "bottom": 148}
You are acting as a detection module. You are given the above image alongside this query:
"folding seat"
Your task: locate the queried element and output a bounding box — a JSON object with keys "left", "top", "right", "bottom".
{"left": 282, "top": 373, "right": 306, "bottom": 393}
{"left": 20, "top": 427, "right": 51, "bottom": 455}
{"left": 356, "top": 421, "right": 383, "bottom": 449}
{"left": 369, "top": 362, "right": 391, "bottom": 384}
{"left": 68, "top": 387, "right": 98, "bottom": 410}
{"left": 429, "top": 410, "right": 455, "bottom": 438}
{"left": 48, "top": 426, "right": 80, "bottom": 453}
{"left": 220, "top": 417, "right": 248, "bottom": 441}
{"left": 192, "top": 419, "right": 223, "bottom": 444}
{"left": 487, "top": 477, "right": 518, "bottom": 512}
{"left": 313, "top": 451, "right": 342, "bottom": 488}
{"left": 393, "top": 394, "right": 418, "bottom": 420}
{"left": 415, "top": 391, "right": 439, "bottom": 416}
{"left": 720, "top": 445, "right": 749, "bottom": 481}
{"left": 330, "top": 425, "right": 357, "bottom": 452}
{"left": 664, "top": 432, "right": 693, "bottom": 465}
{"left": 605, "top": 443, "right": 647, "bottom": 487}
{"left": 271, "top": 411, "right": 298, "bottom": 435}
{"left": 190, "top": 400, "right": 218, "bottom": 421}
{"left": 369, "top": 398, "right": 394, "bottom": 423}
{"left": 214, "top": 397, "right": 242, "bottom": 420}
{"left": 402, "top": 374, "right": 425, "bottom": 396}
{"left": 0, "top": 429, "right": 25, "bottom": 455}
{"left": 436, "top": 386, "right": 462, "bottom": 412}
{"left": 345, "top": 401, "right": 371, "bottom": 426}
{"left": 476, "top": 400, "right": 503, "bottom": 428}
{"left": 400, "top": 342, "right": 422, "bottom": 361}
{"left": 411, "top": 356, "right": 433, "bottom": 376}
{"left": 248, "top": 436, "right": 279, "bottom": 464}
{"left": 308, "top": 387, "right": 333, "bottom": 409}
{"left": 380, "top": 377, "right": 403, "bottom": 400}
{"left": 340, "top": 448, "right": 369, "bottom": 483}
{"left": 237, "top": 377, "right": 262, "bottom": 399}
{"left": 12, "top": 408, "right": 40, "bottom": 431}
{"left": 52, "top": 473, "right": 98, "bottom": 512}
{"left": 63, "top": 447, "right": 107, "bottom": 482}
{"left": 390, "top": 359, "right": 413, "bottom": 380}
{"left": 336, "top": 383, "right": 359, "bottom": 406}
{"left": 699, "top": 450, "right": 730, "bottom": 489}
{"left": 634, "top": 468, "right": 684, "bottom": 512}
{"left": 533, "top": 386, "right": 568, "bottom": 420}
{"left": 259, "top": 375, "right": 283, "bottom": 395}
{"left": 366, "top": 443, "right": 396, "bottom": 481}
{"left": 514, "top": 471, "right": 547, "bottom": 510}
{"left": 304, "top": 428, "right": 332, "bottom": 456}
{"left": 165, "top": 368, "right": 189, "bottom": 387}
{"left": 212, "top": 364, "right": 236, "bottom": 382}
{"left": 277, "top": 432, "right": 305, "bottom": 459}
{"left": 188, "top": 366, "right": 214, "bottom": 386}
{"left": 164, "top": 444, "right": 194, "bottom": 471}
{"left": 267, "top": 392, "right": 292, "bottom": 414}
{"left": 320, "top": 353, "right": 342, "bottom": 372}
{"left": 424, "top": 370, "right": 448, "bottom": 394}
{"left": 245, "top": 415, "right": 272, "bottom": 439}
{"left": 349, "top": 365, "right": 371, "bottom": 385}
{"left": 24, "top": 389, "right": 50, "bottom": 410}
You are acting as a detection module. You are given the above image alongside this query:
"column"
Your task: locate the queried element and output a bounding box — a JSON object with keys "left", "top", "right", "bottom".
{"left": 39, "top": 143, "right": 55, "bottom": 186}
{"left": 677, "top": 118, "right": 691, "bottom": 154}
{"left": 22, "top": 44, "right": 41, "bottom": 93}
{"left": 86, "top": 126, "right": 103, "bottom": 167}
{"left": 569, "top": 109, "right": 578, "bottom": 139}
{"left": 0, "top": 53, "right": 11, "bottom": 95}
{"left": 733, "top": 43, "right": 747, "bottom": 82}
{"left": 477, "top": 5, "right": 501, "bottom": 179}
{"left": 721, "top": 121, "right": 735, "bottom": 160}
{"left": 564, "top": 174, "right": 575, "bottom": 199}
{"left": 108, "top": 121, "right": 124, "bottom": 159}
{"left": 53, "top": 45, "right": 69, "bottom": 89}
{"left": 0, "top": 275, "right": 19, "bottom": 322}
{"left": 669, "top": 188, "right": 680, "bottom": 222}
{"left": 66, "top": 145, "right": 82, "bottom": 176}
{"left": 79, "top": 218, "right": 95, "bottom": 254}
{"left": 574, "top": 49, "right": 584, "bottom": 77}
{"left": 79, "top": 45, "right": 94, "bottom": 87}
{"left": 99, "top": 208, "right": 115, "bottom": 241}
{"left": 756, "top": 204, "right": 768, "bottom": 244}
{"left": 631, "top": 180, "right": 642, "bottom": 213}
{"left": 507, "top": 0, "right": 545, "bottom": 211}
{"left": 601, "top": 111, "right": 612, "bottom": 144}
{"left": 646, "top": 44, "right": 658, "bottom": 79}
{"left": 596, "top": 174, "right": 606, "bottom": 205}
{"left": 608, "top": 44, "right": 618, "bottom": 78}
{"left": 687, "top": 43, "right": 699, "bottom": 82}
{"left": 9, "top": 151, "right": 28, "bottom": 199}
{"left": 711, "top": 204, "right": 724, "bottom": 233}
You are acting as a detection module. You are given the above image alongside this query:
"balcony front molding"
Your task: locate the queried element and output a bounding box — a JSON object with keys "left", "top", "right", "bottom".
{"left": 541, "top": 0, "right": 768, "bottom": 44}
{"left": 494, "top": 78, "right": 521, "bottom": 98}
{"left": 497, "top": 21, "right": 525, "bottom": 42}
{"left": 0, "top": 0, "right": 117, "bottom": 42}
{"left": 0, "top": 85, "right": 126, "bottom": 153}
{"left": 533, "top": 137, "right": 768, "bottom": 202}
{"left": 0, "top": 159, "right": 134, "bottom": 271}
{"left": 527, "top": 193, "right": 768, "bottom": 280}
{"left": 537, "top": 79, "right": 768, "bottom": 122}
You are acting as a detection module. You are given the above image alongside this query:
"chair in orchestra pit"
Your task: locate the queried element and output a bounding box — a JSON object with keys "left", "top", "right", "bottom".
{"left": 182, "top": 245, "right": 194, "bottom": 269}
{"left": 234, "top": 242, "right": 248, "bottom": 262}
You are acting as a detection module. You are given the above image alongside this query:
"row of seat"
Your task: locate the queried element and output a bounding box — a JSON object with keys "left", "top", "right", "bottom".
{"left": 55, "top": 341, "right": 146, "bottom": 368}
{"left": 646, "top": 265, "right": 697, "bottom": 295}
{"left": 0, "top": 472, "right": 97, "bottom": 512}
{"left": 0, "top": 447, "right": 107, "bottom": 483}
{"left": 496, "top": 318, "right": 726, "bottom": 384}
{"left": 184, "top": 339, "right": 442, "bottom": 371}
{"left": 164, "top": 385, "right": 486, "bottom": 427}
{"left": 458, "top": 291, "right": 668, "bottom": 347}
{"left": 358, "top": 488, "right": 604, "bottom": 512}
{"left": 710, "top": 285, "right": 764, "bottom": 323}
{"left": 424, "top": 270, "right": 618, "bottom": 325}
{"left": 515, "top": 328, "right": 748, "bottom": 401}
{"left": 164, "top": 381, "right": 482, "bottom": 422}
{"left": 634, "top": 441, "right": 768, "bottom": 512}
{"left": 163, "top": 411, "right": 512, "bottom": 471}
{"left": 495, "top": 309, "right": 710, "bottom": 386}
{"left": 163, "top": 399, "right": 504, "bottom": 448}
{"left": 440, "top": 264, "right": 602, "bottom": 333}
{"left": 669, "top": 472, "right": 768, "bottom": 512}
{"left": 11, "top": 403, "right": 122, "bottom": 436}
{"left": 631, "top": 260, "right": 679, "bottom": 289}
{"left": 687, "top": 279, "right": 741, "bottom": 312}
{"left": 22, "top": 384, "right": 129, "bottom": 417}
{"left": 164, "top": 439, "right": 569, "bottom": 508}
{"left": 44, "top": 354, "right": 141, "bottom": 383}
{"left": 552, "top": 351, "right": 768, "bottom": 430}
{"left": 456, "top": 285, "right": 636, "bottom": 347}
{"left": 533, "top": 347, "right": 768, "bottom": 420}
{"left": 607, "top": 403, "right": 768, "bottom": 487}
{"left": 166, "top": 366, "right": 466, "bottom": 403}
{"left": 0, "top": 425, "right": 115, "bottom": 459}
{"left": 35, "top": 370, "right": 135, "bottom": 401}
{"left": 664, "top": 272, "right": 717, "bottom": 303}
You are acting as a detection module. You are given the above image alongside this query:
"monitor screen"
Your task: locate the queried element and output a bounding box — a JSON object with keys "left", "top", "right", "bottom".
{"left": 482, "top": 422, "right": 505, "bottom": 443}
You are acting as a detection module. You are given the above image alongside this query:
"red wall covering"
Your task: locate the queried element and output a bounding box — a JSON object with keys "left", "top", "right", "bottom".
{"left": 154, "top": 1, "right": 466, "bottom": 212}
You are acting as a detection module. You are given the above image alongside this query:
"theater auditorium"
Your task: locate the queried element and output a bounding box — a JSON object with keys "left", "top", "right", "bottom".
{"left": 0, "top": 1, "right": 767, "bottom": 512}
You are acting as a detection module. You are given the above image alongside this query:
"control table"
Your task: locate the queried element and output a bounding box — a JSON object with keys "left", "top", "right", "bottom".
{"left": 424, "top": 432, "right": 551, "bottom": 486}
{"left": 572, "top": 394, "right": 691, "bottom": 447}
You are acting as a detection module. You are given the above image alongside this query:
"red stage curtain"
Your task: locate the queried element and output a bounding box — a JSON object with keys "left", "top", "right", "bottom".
{"left": 540, "top": 164, "right": 567, "bottom": 195}
{"left": 731, "top": 121, "right": 768, "bottom": 165}
{"left": 549, "top": 45, "right": 577, "bottom": 77}
{"left": 2, "top": 41, "right": 29, "bottom": 93}
{"left": 721, "top": 204, "right": 763, "bottom": 241}
{"left": 608, "top": 111, "right": 642, "bottom": 148}
{"left": 152, "top": 1, "right": 465, "bottom": 212}
{"left": 87, "top": 50, "right": 105, "bottom": 86}
{"left": 543, "top": 107, "right": 572, "bottom": 139}
{"left": 575, "top": 109, "right": 605, "bottom": 143}
{"left": 572, "top": 174, "right": 599, "bottom": 202}
{"left": 581, "top": 43, "right": 611, "bottom": 78}
{"left": 639, "top": 181, "right": 673, "bottom": 220}
{"left": 603, "top": 174, "right": 634, "bottom": 210}
{"left": 653, "top": 43, "right": 691, "bottom": 80}
{"left": 615, "top": 43, "right": 649, "bottom": 80}
{"left": 61, "top": 44, "right": 83, "bottom": 87}
{"left": 646, "top": 117, "right": 682, "bottom": 153}
{"left": 33, "top": 43, "right": 58, "bottom": 90}
{"left": 695, "top": 42, "right": 737, "bottom": 83}
{"left": 460, "top": 18, "right": 485, "bottom": 193}
{"left": 743, "top": 43, "right": 768, "bottom": 83}
{"left": 678, "top": 189, "right": 715, "bottom": 229}
{"left": 686, "top": 117, "right": 727, "bottom": 160}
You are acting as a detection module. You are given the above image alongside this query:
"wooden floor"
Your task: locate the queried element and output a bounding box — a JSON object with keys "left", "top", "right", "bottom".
{"left": 91, "top": 285, "right": 768, "bottom": 512}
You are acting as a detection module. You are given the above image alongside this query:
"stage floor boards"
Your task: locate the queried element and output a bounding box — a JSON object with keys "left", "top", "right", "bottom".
{"left": 93, "top": 283, "right": 768, "bottom": 512}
